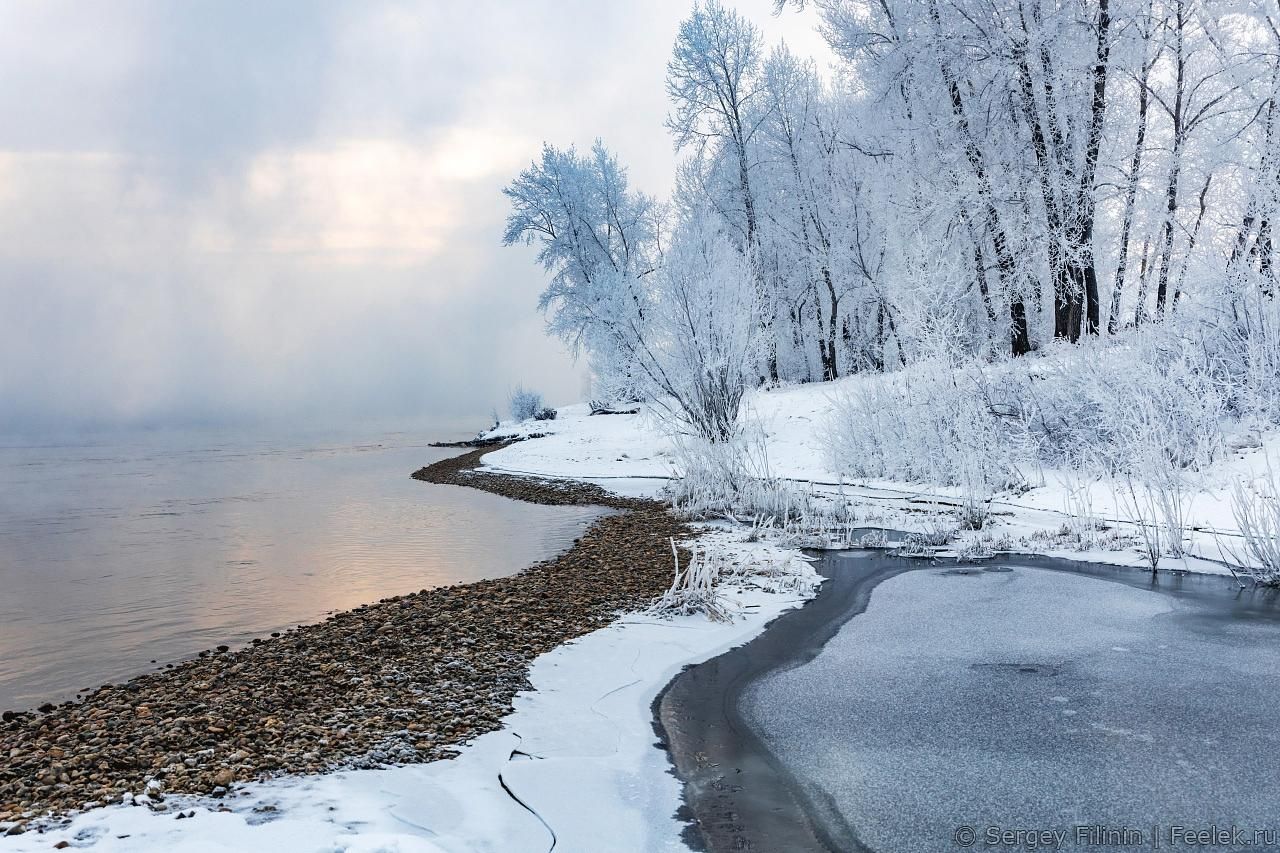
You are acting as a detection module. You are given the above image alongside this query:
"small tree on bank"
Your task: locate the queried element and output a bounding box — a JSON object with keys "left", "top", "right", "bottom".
{"left": 503, "top": 144, "right": 759, "bottom": 442}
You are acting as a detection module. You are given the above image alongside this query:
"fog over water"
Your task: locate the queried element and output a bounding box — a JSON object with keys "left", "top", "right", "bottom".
{"left": 0, "top": 1, "right": 828, "bottom": 433}
{"left": 0, "top": 0, "right": 830, "bottom": 714}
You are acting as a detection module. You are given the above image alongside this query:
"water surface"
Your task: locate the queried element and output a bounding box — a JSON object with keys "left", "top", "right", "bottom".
{"left": 0, "top": 426, "right": 606, "bottom": 711}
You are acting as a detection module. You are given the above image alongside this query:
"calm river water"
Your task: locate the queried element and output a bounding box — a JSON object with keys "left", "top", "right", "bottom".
{"left": 0, "top": 426, "right": 605, "bottom": 711}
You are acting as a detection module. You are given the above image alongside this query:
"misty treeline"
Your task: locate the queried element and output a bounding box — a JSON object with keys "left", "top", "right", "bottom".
{"left": 504, "top": 0, "right": 1280, "bottom": 441}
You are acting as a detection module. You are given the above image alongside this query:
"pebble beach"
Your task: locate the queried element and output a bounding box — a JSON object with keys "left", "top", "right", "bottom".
{"left": 0, "top": 443, "right": 691, "bottom": 835}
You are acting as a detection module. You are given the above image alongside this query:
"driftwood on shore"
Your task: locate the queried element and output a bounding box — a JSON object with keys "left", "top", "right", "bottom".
{"left": 428, "top": 432, "right": 548, "bottom": 449}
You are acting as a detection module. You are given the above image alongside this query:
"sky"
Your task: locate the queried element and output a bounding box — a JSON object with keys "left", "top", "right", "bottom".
{"left": 0, "top": 0, "right": 830, "bottom": 436}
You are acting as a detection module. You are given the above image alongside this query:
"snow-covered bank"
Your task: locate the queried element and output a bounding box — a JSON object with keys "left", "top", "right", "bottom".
{"left": 2, "top": 532, "right": 816, "bottom": 853}
{"left": 483, "top": 380, "right": 1280, "bottom": 579}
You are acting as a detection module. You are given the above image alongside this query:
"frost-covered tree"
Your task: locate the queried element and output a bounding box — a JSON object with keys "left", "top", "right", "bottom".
{"left": 505, "top": 0, "right": 1280, "bottom": 440}
{"left": 502, "top": 141, "right": 658, "bottom": 347}
{"left": 503, "top": 141, "right": 763, "bottom": 439}
{"left": 641, "top": 212, "right": 764, "bottom": 439}
{"left": 667, "top": 0, "right": 766, "bottom": 251}
{"left": 773, "top": 0, "right": 1275, "bottom": 358}
{"left": 502, "top": 140, "right": 660, "bottom": 400}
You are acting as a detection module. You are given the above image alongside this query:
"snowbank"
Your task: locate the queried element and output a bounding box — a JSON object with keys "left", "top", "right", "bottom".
{"left": 485, "top": 380, "right": 1279, "bottom": 577}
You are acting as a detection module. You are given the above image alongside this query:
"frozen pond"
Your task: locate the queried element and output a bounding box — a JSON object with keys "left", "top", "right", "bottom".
{"left": 743, "top": 561, "right": 1280, "bottom": 852}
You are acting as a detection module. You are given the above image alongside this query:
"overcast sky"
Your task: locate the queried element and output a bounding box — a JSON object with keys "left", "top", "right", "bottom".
{"left": 0, "top": 1, "right": 829, "bottom": 435}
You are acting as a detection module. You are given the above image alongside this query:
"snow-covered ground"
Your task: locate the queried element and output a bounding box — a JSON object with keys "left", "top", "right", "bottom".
{"left": 2, "top": 533, "right": 816, "bottom": 853}
{"left": 484, "top": 382, "right": 1278, "bottom": 578}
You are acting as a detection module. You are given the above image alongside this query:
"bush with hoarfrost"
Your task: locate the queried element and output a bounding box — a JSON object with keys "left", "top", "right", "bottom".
{"left": 646, "top": 539, "right": 735, "bottom": 621}
{"left": 1224, "top": 461, "right": 1280, "bottom": 586}
{"left": 1019, "top": 337, "right": 1216, "bottom": 565}
{"left": 1199, "top": 280, "right": 1280, "bottom": 429}
{"left": 638, "top": 218, "right": 763, "bottom": 442}
{"left": 665, "top": 427, "right": 811, "bottom": 521}
{"left": 508, "top": 385, "right": 544, "bottom": 422}
{"left": 824, "top": 330, "right": 1227, "bottom": 493}
{"left": 647, "top": 536, "right": 812, "bottom": 621}
{"left": 664, "top": 427, "right": 866, "bottom": 547}
{"left": 1005, "top": 333, "right": 1226, "bottom": 474}
{"left": 822, "top": 361, "right": 1026, "bottom": 501}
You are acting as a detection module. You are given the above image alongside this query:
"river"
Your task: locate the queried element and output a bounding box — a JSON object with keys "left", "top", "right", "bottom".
{"left": 0, "top": 425, "right": 606, "bottom": 711}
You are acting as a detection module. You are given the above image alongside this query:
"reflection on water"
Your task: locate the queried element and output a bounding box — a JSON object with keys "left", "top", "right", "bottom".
{"left": 0, "top": 426, "right": 607, "bottom": 711}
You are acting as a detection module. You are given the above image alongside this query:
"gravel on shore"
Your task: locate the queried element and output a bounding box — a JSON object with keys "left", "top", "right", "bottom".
{"left": 0, "top": 444, "right": 688, "bottom": 834}
{"left": 410, "top": 443, "right": 651, "bottom": 510}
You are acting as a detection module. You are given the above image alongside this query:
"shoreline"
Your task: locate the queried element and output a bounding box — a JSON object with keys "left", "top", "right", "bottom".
{"left": 1, "top": 445, "right": 692, "bottom": 832}
{"left": 656, "top": 550, "right": 905, "bottom": 853}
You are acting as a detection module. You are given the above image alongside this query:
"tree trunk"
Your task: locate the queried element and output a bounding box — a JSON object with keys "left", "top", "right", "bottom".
{"left": 960, "top": 206, "right": 998, "bottom": 326}
{"left": 1259, "top": 218, "right": 1275, "bottom": 295}
{"left": 1012, "top": 16, "right": 1063, "bottom": 338}
{"left": 1054, "top": 0, "right": 1110, "bottom": 341}
{"left": 930, "top": 0, "right": 1029, "bottom": 355}
{"left": 1172, "top": 174, "right": 1212, "bottom": 307}
{"left": 1133, "top": 238, "right": 1153, "bottom": 326}
{"left": 1074, "top": 0, "right": 1111, "bottom": 338}
{"left": 1155, "top": 0, "right": 1187, "bottom": 315}
{"left": 821, "top": 268, "right": 840, "bottom": 381}
{"left": 1109, "top": 36, "right": 1153, "bottom": 332}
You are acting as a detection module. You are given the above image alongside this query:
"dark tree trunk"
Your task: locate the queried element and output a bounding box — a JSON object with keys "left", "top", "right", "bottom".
{"left": 1057, "top": 0, "right": 1111, "bottom": 341}
{"left": 821, "top": 268, "right": 840, "bottom": 381}
{"left": 1172, "top": 174, "right": 1212, "bottom": 307}
{"left": 1155, "top": 0, "right": 1187, "bottom": 316}
{"left": 1011, "top": 301, "right": 1033, "bottom": 355}
{"left": 1259, "top": 218, "right": 1275, "bottom": 295}
{"left": 1084, "top": 264, "right": 1101, "bottom": 335}
{"left": 1075, "top": 0, "right": 1110, "bottom": 337}
{"left": 931, "top": 0, "right": 1029, "bottom": 356}
{"left": 1133, "top": 238, "right": 1153, "bottom": 326}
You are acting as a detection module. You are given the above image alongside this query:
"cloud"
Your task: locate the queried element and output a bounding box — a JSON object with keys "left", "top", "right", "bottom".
{"left": 0, "top": 0, "right": 828, "bottom": 433}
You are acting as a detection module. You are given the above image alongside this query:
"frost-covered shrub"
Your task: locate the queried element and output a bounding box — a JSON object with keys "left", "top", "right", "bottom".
{"left": 894, "top": 531, "right": 947, "bottom": 558}
{"left": 822, "top": 330, "right": 1229, "bottom": 541}
{"left": 588, "top": 350, "right": 648, "bottom": 411}
{"left": 1225, "top": 464, "right": 1280, "bottom": 585}
{"left": 665, "top": 428, "right": 865, "bottom": 548}
{"left": 822, "top": 361, "right": 1027, "bottom": 498}
{"left": 1005, "top": 334, "right": 1226, "bottom": 475}
{"left": 666, "top": 429, "right": 811, "bottom": 522}
{"left": 955, "top": 534, "right": 995, "bottom": 562}
{"left": 647, "top": 539, "right": 734, "bottom": 621}
{"left": 1238, "top": 328, "right": 1280, "bottom": 426}
{"left": 508, "top": 385, "right": 544, "bottom": 422}
{"left": 859, "top": 529, "right": 889, "bottom": 548}
{"left": 642, "top": 222, "right": 762, "bottom": 442}
{"left": 1195, "top": 281, "right": 1280, "bottom": 428}
{"left": 533, "top": 406, "right": 557, "bottom": 421}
